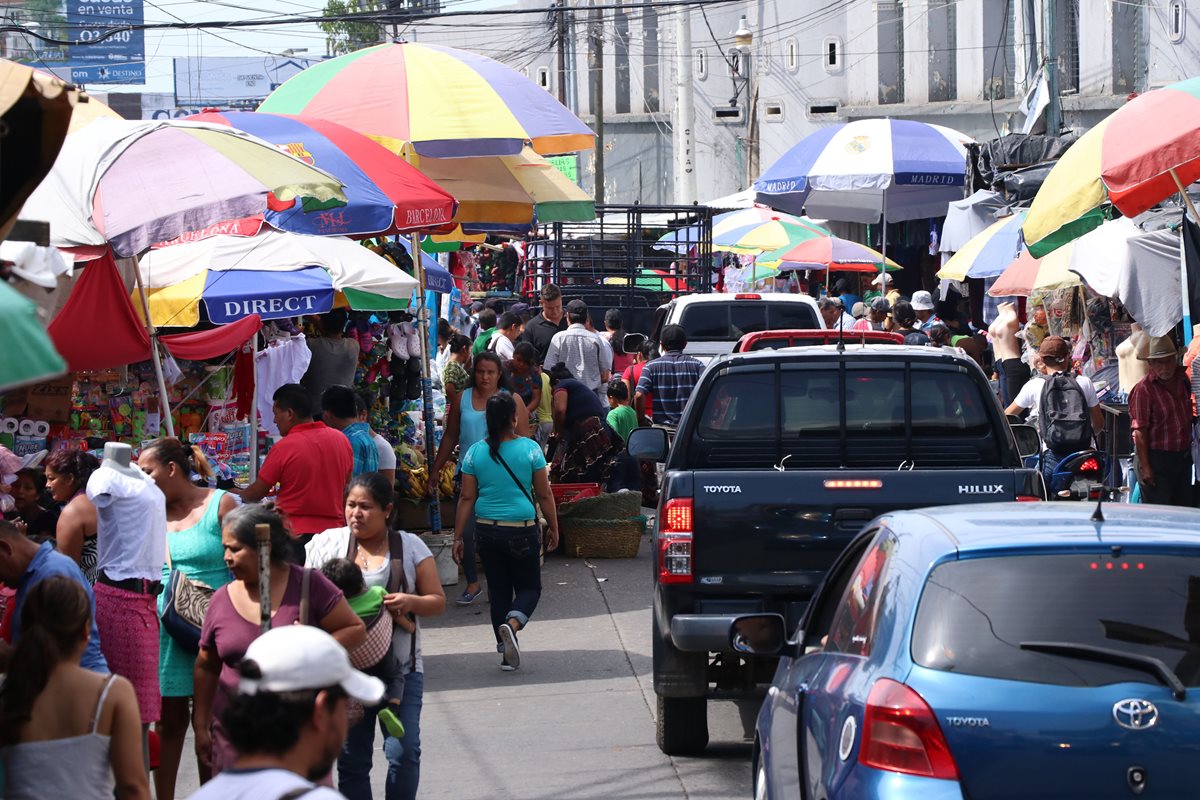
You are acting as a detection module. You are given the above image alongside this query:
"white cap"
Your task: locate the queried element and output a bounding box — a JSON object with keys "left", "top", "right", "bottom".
{"left": 871, "top": 273, "right": 893, "bottom": 286}
{"left": 911, "top": 290, "right": 935, "bottom": 311}
{"left": 239, "top": 625, "right": 385, "bottom": 705}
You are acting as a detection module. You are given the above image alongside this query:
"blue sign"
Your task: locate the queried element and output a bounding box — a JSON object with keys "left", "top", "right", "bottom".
{"left": 67, "top": 0, "right": 144, "bottom": 66}
{"left": 69, "top": 62, "right": 145, "bottom": 84}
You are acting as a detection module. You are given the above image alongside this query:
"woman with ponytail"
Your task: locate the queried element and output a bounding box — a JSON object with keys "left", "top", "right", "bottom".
{"left": 455, "top": 393, "right": 558, "bottom": 671}
{"left": 137, "top": 438, "right": 238, "bottom": 799}
{"left": 0, "top": 575, "right": 148, "bottom": 799}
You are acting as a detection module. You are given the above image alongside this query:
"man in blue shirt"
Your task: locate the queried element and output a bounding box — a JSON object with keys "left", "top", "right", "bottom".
{"left": 636, "top": 324, "right": 705, "bottom": 427}
{"left": 0, "top": 521, "right": 108, "bottom": 672}
{"left": 322, "top": 384, "right": 379, "bottom": 476}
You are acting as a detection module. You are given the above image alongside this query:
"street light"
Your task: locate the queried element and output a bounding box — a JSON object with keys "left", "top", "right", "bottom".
{"left": 278, "top": 48, "right": 308, "bottom": 57}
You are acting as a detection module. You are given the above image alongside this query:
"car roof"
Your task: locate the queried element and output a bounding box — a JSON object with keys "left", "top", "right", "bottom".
{"left": 714, "top": 343, "right": 977, "bottom": 367}
{"left": 895, "top": 502, "right": 1200, "bottom": 553}
{"left": 669, "top": 293, "right": 820, "bottom": 306}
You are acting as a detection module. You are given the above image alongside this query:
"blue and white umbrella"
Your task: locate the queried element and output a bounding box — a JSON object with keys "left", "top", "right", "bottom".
{"left": 753, "top": 118, "right": 973, "bottom": 224}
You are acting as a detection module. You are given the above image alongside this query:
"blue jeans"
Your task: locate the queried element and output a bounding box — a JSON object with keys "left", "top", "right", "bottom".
{"left": 338, "top": 670, "right": 424, "bottom": 800}
{"left": 460, "top": 506, "right": 479, "bottom": 585}
{"left": 476, "top": 522, "right": 542, "bottom": 641}
{"left": 1041, "top": 449, "right": 1063, "bottom": 492}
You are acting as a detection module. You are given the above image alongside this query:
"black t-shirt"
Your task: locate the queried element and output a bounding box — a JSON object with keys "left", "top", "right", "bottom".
{"left": 520, "top": 313, "right": 568, "bottom": 364}
{"left": 554, "top": 378, "right": 608, "bottom": 428}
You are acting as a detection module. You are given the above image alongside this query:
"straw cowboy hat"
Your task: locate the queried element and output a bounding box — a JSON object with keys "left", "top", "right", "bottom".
{"left": 1138, "top": 336, "right": 1179, "bottom": 361}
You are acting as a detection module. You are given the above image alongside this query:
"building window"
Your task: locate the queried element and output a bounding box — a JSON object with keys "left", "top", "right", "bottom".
{"left": 1113, "top": 0, "right": 1147, "bottom": 94}
{"left": 927, "top": 0, "right": 956, "bottom": 101}
{"left": 643, "top": 5, "right": 660, "bottom": 112}
{"left": 536, "top": 66, "right": 551, "bottom": 92}
{"left": 763, "top": 100, "right": 785, "bottom": 121}
{"left": 785, "top": 37, "right": 799, "bottom": 72}
{"left": 877, "top": 2, "right": 905, "bottom": 104}
{"left": 614, "top": 2, "right": 631, "bottom": 114}
{"left": 1054, "top": 0, "right": 1081, "bottom": 94}
{"left": 696, "top": 49, "right": 707, "bottom": 79}
{"left": 822, "top": 35, "right": 842, "bottom": 74}
{"left": 982, "top": 0, "right": 1016, "bottom": 99}
{"left": 1169, "top": 1, "right": 1186, "bottom": 43}
{"left": 713, "top": 106, "right": 743, "bottom": 124}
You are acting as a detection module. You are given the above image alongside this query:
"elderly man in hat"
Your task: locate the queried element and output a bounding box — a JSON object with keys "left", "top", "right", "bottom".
{"left": 1129, "top": 336, "right": 1195, "bottom": 506}
{"left": 853, "top": 297, "right": 891, "bottom": 332}
{"left": 543, "top": 298, "right": 613, "bottom": 400}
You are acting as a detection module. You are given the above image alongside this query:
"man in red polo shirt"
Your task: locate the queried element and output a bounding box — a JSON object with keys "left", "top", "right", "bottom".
{"left": 239, "top": 383, "right": 353, "bottom": 562}
{"left": 1130, "top": 336, "right": 1195, "bottom": 507}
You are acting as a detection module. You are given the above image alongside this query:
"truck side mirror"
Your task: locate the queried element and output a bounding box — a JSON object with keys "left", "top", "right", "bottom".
{"left": 1010, "top": 423, "right": 1041, "bottom": 459}
{"left": 623, "top": 332, "right": 645, "bottom": 353}
{"left": 627, "top": 427, "right": 668, "bottom": 461}
{"left": 729, "top": 613, "right": 787, "bottom": 656}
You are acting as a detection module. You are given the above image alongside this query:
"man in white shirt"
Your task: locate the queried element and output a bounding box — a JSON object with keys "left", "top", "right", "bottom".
{"left": 543, "top": 299, "right": 613, "bottom": 399}
{"left": 186, "top": 626, "right": 383, "bottom": 800}
{"left": 817, "top": 296, "right": 855, "bottom": 331}
{"left": 488, "top": 311, "right": 523, "bottom": 360}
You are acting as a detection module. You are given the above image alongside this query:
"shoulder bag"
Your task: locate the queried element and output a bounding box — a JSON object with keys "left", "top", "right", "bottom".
{"left": 344, "top": 531, "right": 417, "bottom": 672}
{"left": 160, "top": 542, "right": 215, "bottom": 655}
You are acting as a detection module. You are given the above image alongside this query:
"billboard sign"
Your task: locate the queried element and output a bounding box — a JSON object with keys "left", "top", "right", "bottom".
{"left": 66, "top": 0, "right": 144, "bottom": 64}
{"left": 70, "top": 62, "right": 145, "bottom": 84}
{"left": 173, "top": 56, "right": 318, "bottom": 107}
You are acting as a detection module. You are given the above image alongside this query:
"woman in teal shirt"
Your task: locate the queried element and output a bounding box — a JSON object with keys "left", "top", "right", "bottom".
{"left": 455, "top": 393, "right": 559, "bottom": 671}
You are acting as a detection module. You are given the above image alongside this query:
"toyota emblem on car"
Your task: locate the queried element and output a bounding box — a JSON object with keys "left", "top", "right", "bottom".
{"left": 1113, "top": 699, "right": 1159, "bottom": 730}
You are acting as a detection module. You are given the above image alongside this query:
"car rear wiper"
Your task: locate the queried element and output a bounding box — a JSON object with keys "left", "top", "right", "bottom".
{"left": 1020, "top": 641, "right": 1187, "bottom": 700}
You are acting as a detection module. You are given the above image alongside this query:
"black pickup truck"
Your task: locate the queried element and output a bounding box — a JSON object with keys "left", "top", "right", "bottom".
{"left": 627, "top": 344, "right": 1042, "bottom": 755}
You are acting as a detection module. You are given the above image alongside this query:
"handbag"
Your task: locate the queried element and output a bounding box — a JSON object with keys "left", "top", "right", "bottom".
{"left": 160, "top": 543, "right": 215, "bottom": 655}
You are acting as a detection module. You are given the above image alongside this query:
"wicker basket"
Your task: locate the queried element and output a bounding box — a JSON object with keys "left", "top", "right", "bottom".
{"left": 558, "top": 490, "right": 643, "bottom": 521}
{"left": 560, "top": 515, "right": 646, "bottom": 559}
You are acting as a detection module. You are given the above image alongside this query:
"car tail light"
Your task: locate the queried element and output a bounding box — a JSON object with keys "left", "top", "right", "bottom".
{"left": 658, "top": 498, "right": 694, "bottom": 584}
{"left": 1077, "top": 457, "right": 1100, "bottom": 475}
{"left": 734, "top": 293, "right": 762, "bottom": 300}
{"left": 1016, "top": 495, "right": 1041, "bottom": 502}
{"left": 824, "top": 479, "right": 883, "bottom": 489}
{"left": 860, "top": 679, "right": 959, "bottom": 780}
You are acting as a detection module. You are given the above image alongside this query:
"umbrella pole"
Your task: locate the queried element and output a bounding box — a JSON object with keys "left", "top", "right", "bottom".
{"left": 880, "top": 191, "right": 889, "bottom": 290}
{"left": 410, "top": 232, "right": 442, "bottom": 536}
{"left": 1170, "top": 169, "right": 1197, "bottom": 346}
{"left": 130, "top": 261, "right": 177, "bottom": 439}
{"left": 249, "top": 332, "right": 258, "bottom": 483}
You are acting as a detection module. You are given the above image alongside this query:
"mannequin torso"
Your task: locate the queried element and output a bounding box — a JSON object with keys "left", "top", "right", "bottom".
{"left": 989, "top": 303, "right": 1021, "bottom": 361}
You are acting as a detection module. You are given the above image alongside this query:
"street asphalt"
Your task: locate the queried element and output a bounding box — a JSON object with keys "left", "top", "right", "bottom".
{"left": 173, "top": 520, "right": 756, "bottom": 799}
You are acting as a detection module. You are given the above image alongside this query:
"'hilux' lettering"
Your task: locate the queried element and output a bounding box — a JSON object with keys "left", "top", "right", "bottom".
{"left": 958, "top": 484, "right": 1005, "bottom": 495}
{"left": 703, "top": 485, "right": 743, "bottom": 494}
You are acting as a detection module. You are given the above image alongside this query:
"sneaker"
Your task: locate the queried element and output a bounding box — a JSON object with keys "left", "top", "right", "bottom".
{"left": 378, "top": 707, "right": 406, "bottom": 738}
{"left": 455, "top": 587, "right": 484, "bottom": 606}
{"left": 500, "top": 656, "right": 518, "bottom": 672}
{"left": 499, "top": 622, "right": 521, "bottom": 670}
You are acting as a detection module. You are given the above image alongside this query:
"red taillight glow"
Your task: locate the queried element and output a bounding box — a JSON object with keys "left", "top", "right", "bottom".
{"left": 824, "top": 479, "right": 884, "bottom": 489}
{"left": 1091, "top": 560, "right": 1146, "bottom": 571}
{"left": 1016, "top": 495, "right": 1042, "bottom": 502}
{"left": 658, "top": 498, "right": 694, "bottom": 585}
{"left": 860, "top": 679, "right": 959, "bottom": 780}
{"left": 734, "top": 293, "right": 762, "bottom": 300}
{"left": 1078, "top": 457, "right": 1101, "bottom": 475}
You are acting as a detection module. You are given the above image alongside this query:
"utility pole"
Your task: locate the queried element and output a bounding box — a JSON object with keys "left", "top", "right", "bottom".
{"left": 589, "top": 0, "right": 604, "bottom": 205}
{"left": 556, "top": 1, "right": 568, "bottom": 107}
{"left": 674, "top": 7, "right": 696, "bottom": 204}
{"left": 1044, "top": 0, "right": 1061, "bottom": 135}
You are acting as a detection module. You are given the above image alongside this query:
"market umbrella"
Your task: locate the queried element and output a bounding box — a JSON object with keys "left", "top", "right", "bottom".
{"left": 21, "top": 117, "right": 347, "bottom": 258}
{"left": 987, "top": 246, "right": 1080, "bottom": 298}
{"left": 258, "top": 42, "right": 593, "bottom": 157}
{"left": 137, "top": 229, "right": 419, "bottom": 327}
{"left": 1023, "top": 76, "right": 1200, "bottom": 258}
{"left": 756, "top": 236, "right": 902, "bottom": 273}
{"left": 937, "top": 212, "right": 1027, "bottom": 282}
{"left": 190, "top": 111, "right": 457, "bottom": 237}
{"left": 710, "top": 210, "right": 829, "bottom": 254}
{"left": 0, "top": 279, "right": 65, "bottom": 392}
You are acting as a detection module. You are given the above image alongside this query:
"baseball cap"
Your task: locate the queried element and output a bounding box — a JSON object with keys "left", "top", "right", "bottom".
{"left": 911, "top": 290, "right": 935, "bottom": 311}
{"left": 851, "top": 302, "right": 867, "bottom": 319}
{"left": 566, "top": 298, "right": 588, "bottom": 313}
{"left": 1038, "top": 335, "right": 1070, "bottom": 363}
{"left": 238, "top": 625, "right": 385, "bottom": 705}
{"left": 469, "top": 301, "right": 484, "bottom": 312}
{"left": 871, "top": 273, "right": 893, "bottom": 286}
{"left": 510, "top": 302, "right": 531, "bottom": 316}
{"left": 870, "top": 297, "right": 891, "bottom": 313}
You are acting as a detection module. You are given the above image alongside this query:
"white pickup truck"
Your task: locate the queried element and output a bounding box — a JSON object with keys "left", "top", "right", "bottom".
{"left": 651, "top": 292, "right": 825, "bottom": 363}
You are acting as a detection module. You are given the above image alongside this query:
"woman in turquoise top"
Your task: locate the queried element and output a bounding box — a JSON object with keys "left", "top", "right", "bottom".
{"left": 137, "top": 438, "right": 237, "bottom": 800}
{"left": 431, "top": 352, "right": 529, "bottom": 606}
{"left": 456, "top": 393, "right": 558, "bottom": 671}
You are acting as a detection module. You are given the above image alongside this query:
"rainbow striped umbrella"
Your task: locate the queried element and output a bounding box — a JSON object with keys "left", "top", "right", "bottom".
{"left": 1024, "top": 75, "right": 1200, "bottom": 257}
{"left": 259, "top": 42, "right": 594, "bottom": 158}
{"left": 757, "top": 236, "right": 901, "bottom": 274}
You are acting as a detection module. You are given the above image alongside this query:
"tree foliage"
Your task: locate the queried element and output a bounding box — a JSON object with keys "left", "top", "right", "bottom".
{"left": 319, "top": 0, "right": 386, "bottom": 56}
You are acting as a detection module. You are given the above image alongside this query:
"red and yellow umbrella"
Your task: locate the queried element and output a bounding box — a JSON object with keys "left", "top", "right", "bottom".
{"left": 1024, "top": 75, "right": 1200, "bottom": 256}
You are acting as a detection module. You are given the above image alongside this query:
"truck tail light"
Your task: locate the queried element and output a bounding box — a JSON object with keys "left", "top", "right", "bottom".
{"left": 734, "top": 293, "right": 762, "bottom": 300}
{"left": 860, "top": 679, "right": 959, "bottom": 780}
{"left": 1016, "top": 495, "right": 1041, "bottom": 502}
{"left": 658, "top": 498, "right": 694, "bottom": 584}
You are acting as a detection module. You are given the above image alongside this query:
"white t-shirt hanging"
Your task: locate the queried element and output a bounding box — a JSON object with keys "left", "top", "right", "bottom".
{"left": 87, "top": 465, "right": 166, "bottom": 582}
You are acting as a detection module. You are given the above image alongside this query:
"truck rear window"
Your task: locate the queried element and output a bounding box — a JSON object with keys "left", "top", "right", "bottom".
{"left": 691, "top": 363, "right": 1000, "bottom": 469}
{"left": 678, "top": 302, "right": 820, "bottom": 342}
{"left": 913, "top": 554, "right": 1200, "bottom": 687}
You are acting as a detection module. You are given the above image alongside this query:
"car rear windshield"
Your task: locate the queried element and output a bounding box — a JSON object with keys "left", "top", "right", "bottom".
{"left": 913, "top": 553, "right": 1200, "bottom": 687}
{"left": 689, "top": 361, "right": 1001, "bottom": 469}
{"left": 679, "top": 302, "right": 820, "bottom": 342}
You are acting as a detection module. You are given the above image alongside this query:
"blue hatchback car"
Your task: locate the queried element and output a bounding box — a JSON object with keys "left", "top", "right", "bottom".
{"left": 732, "top": 502, "right": 1200, "bottom": 800}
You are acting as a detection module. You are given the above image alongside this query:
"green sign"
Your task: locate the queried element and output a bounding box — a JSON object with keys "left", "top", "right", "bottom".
{"left": 547, "top": 154, "right": 579, "bottom": 184}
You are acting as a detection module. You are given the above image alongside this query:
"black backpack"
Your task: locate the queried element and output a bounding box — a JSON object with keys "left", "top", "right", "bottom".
{"left": 1039, "top": 372, "right": 1092, "bottom": 454}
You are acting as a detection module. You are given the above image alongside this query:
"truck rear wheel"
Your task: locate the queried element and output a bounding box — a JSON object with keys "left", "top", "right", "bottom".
{"left": 656, "top": 693, "right": 709, "bottom": 755}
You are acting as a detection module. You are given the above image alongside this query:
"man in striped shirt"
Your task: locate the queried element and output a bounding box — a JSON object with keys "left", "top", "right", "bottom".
{"left": 635, "top": 324, "right": 704, "bottom": 428}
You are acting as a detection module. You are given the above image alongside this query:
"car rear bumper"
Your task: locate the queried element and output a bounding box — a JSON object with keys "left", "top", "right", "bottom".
{"left": 828, "top": 768, "right": 965, "bottom": 800}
